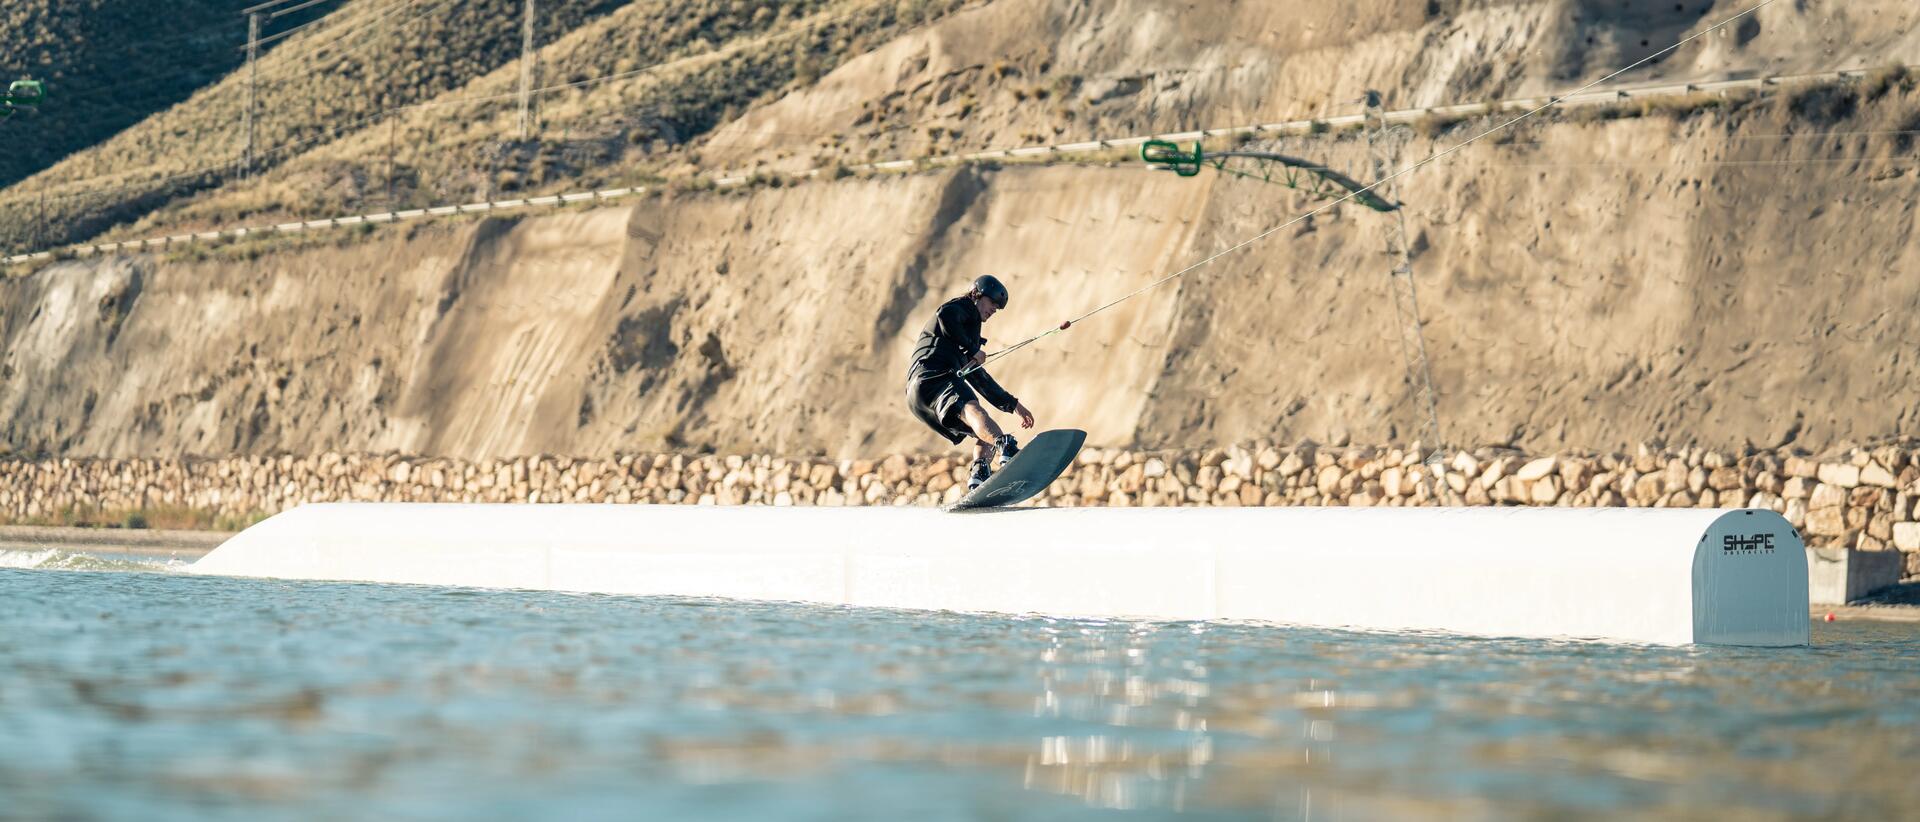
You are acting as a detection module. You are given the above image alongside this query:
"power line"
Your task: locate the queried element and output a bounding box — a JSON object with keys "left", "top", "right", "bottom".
{"left": 5, "top": 0, "right": 555, "bottom": 215}
{"left": 0, "top": 0, "right": 1823, "bottom": 201}
{"left": 398, "top": 0, "right": 880, "bottom": 114}
{"left": 1428, "top": 155, "right": 1918, "bottom": 171}
{"left": 45, "top": 0, "right": 391, "bottom": 105}
{"left": 262, "top": 0, "right": 344, "bottom": 22}
{"left": 16, "top": 0, "right": 438, "bottom": 120}
{"left": 8, "top": 25, "right": 251, "bottom": 106}
{"left": 193, "top": 0, "right": 875, "bottom": 170}
{"left": 8, "top": 63, "right": 1892, "bottom": 218}
{"left": 20, "top": 0, "right": 410, "bottom": 119}
{"left": 10, "top": 0, "right": 461, "bottom": 195}
{"left": 0, "top": 0, "right": 894, "bottom": 243}
{"left": 251, "top": 0, "right": 415, "bottom": 54}
{"left": 249, "top": 0, "right": 462, "bottom": 87}
{"left": 243, "top": 0, "right": 318, "bottom": 14}
{"left": 11, "top": 83, "right": 1898, "bottom": 250}
{"left": 223, "top": 0, "right": 1017, "bottom": 189}
{"left": 8, "top": 1, "right": 1890, "bottom": 254}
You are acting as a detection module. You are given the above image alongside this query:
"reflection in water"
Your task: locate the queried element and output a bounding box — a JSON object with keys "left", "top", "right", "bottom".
{"left": 1, "top": 565, "right": 1917, "bottom": 820}
{"left": 1022, "top": 624, "right": 1220, "bottom": 811}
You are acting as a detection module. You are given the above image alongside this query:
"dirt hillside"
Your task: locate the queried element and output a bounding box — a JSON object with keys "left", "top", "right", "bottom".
{"left": 1, "top": 0, "right": 1917, "bottom": 460}
{"left": 701, "top": 0, "right": 1919, "bottom": 175}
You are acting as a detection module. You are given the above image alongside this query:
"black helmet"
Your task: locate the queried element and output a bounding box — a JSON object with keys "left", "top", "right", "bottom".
{"left": 971, "top": 275, "right": 1009, "bottom": 309}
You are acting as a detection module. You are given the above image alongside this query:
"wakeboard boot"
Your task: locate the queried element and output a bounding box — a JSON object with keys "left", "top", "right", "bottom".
{"left": 967, "top": 454, "right": 994, "bottom": 491}
{"left": 994, "top": 433, "right": 1021, "bottom": 468}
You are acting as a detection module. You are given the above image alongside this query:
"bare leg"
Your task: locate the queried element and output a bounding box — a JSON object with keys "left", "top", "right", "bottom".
{"left": 959, "top": 401, "right": 1004, "bottom": 448}
{"left": 958, "top": 401, "right": 1003, "bottom": 487}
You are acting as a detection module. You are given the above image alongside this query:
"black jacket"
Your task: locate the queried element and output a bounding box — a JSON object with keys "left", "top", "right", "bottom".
{"left": 908, "top": 297, "right": 1019, "bottom": 413}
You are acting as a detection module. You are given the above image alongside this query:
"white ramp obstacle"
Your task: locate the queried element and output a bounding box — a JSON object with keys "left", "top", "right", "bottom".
{"left": 192, "top": 505, "right": 1810, "bottom": 646}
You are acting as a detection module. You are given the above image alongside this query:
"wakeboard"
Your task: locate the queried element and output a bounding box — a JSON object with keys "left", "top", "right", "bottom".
{"left": 945, "top": 428, "right": 1087, "bottom": 512}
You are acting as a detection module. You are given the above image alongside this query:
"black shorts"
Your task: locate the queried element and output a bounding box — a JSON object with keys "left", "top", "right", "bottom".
{"left": 906, "top": 374, "right": 978, "bottom": 445}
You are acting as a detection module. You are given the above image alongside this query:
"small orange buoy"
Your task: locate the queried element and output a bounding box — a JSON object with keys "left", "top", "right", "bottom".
{"left": 1824, "top": 612, "right": 1836, "bottom": 622}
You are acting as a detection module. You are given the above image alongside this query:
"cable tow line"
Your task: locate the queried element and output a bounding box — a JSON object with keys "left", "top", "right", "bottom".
{"left": 958, "top": 0, "right": 1782, "bottom": 380}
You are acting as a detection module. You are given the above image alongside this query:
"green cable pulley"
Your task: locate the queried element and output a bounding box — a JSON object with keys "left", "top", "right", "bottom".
{"left": 1141, "top": 139, "right": 1204, "bottom": 177}
{"left": 6, "top": 78, "right": 45, "bottom": 106}
{"left": 2, "top": 77, "right": 46, "bottom": 123}
{"left": 1141, "top": 137, "right": 1399, "bottom": 212}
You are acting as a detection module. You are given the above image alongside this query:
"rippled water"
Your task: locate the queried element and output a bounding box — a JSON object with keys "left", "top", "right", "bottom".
{"left": 3, "top": 556, "right": 1917, "bottom": 821}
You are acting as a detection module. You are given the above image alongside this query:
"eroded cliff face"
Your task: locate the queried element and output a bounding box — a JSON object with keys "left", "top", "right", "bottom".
{"left": 5, "top": 79, "right": 1918, "bottom": 460}
{"left": 2, "top": 0, "right": 1917, "bottom": 460}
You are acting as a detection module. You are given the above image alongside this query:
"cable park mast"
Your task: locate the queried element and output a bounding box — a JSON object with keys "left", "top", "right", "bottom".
{"left": 1359, "top": 89, "right": 1448, "bottom": 488}
{"left": 1141, "top": 93, "right": 1452, "bottom": 499}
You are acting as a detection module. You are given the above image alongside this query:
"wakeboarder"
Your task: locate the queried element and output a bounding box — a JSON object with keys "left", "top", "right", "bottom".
{"left": 905, "top": 275, "right": 1036, "bottom": 491}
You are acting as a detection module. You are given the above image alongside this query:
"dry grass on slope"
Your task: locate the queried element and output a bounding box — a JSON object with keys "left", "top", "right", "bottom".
{"left": 114, "top": 0, "right": 970, "bottom": 239}
{"left": 0, "top": 0, "right": 303, "bottom": 191}
{"left": 0, "top": 0, "right": 970, "bottom": 252}
{"left": 0, "top": 0, "right": 634, "bottom": 253}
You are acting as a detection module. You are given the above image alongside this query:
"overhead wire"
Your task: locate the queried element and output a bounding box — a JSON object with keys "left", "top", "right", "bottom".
{"left": 3, "top": 0, "right": 463, "bottom": 203}
{"left": 243, "top": 0, "right": 321, "bottom": 14}
{"left": 249, "top": 11, "right": 349, "bottom": 49}
{"left": 307, "top": 0, "right": 1281, "bottom": 202}
{"left": 0, "top": 5, "right": 742, "bottom": 222}
{"left": 4, "top": 0, "right": 877, "bottom": 207}
{"left": 249, "top": 0, "right": 464, "bottom": 87}
{"left": 4, "top": 0, "right": 438, "bottom": 181}
{"left": 7, "top": 3, "right": 1142, "bottom": 255}
{"left": 10, "top": 0, "right": 1900, "bottom": 261}
{"left": 9, "top": 81, "right": 1899, "bottom": 226}
{"left": 401, "top": 0, "right": 878, "bottom": 113}
{"left": 297, "top": 2, "right": 1650, "bottom": 181}
{"left": 35, "top": 0, "right": 391, "bottom": 107}
{"left": 962, "top": 0, "right": 1792, "bottom": 376}
{"left": 266, "top": 0, "right": 894, "bottom": 189}
{"left": 11, "top": 91, "right": 1904, "bottom": 248}
{"left": 28, "top": 0, "right": 447, "bottom": 113}
{"left": 1430, "top": 155, "right": 1918, "bottom": 170}
{"left": 692, "top": 71, "right": 1920, "bottom": 181}
{"left": 261, "top": 0, "right": 346, "bottom": 23}
{"left": 9, "top": 24, "right": 253, "bottom": 106}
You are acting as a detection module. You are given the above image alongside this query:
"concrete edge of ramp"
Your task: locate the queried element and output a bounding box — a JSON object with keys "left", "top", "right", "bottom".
{"left": 191, "top": 504, "right": 1810, "bottom": 646}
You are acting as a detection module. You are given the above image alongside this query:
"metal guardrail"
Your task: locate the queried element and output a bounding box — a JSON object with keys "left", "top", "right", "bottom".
{"left": 4, "top": 65, "right": 1906, "bottom": 267}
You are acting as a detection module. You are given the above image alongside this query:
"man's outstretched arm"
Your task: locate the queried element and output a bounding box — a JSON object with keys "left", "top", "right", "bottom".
{"left": 965, "top": 366, "right": 1035, "bottom": 429}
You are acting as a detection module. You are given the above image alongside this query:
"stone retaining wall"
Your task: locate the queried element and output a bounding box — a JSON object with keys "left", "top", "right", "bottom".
{"left": 4, "top": 442, "right": 1917, "bottom": 579}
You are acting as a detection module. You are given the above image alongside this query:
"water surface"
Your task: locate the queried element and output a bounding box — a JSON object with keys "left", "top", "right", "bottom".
{"left": 2, "top": 554, "right": 1916, "bottom": 820}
